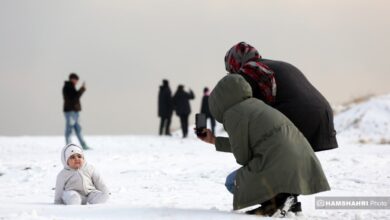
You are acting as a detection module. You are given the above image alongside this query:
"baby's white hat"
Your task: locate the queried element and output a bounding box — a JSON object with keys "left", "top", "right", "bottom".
{"left": 61, "top": 144, "right": 84, "bottom": 168}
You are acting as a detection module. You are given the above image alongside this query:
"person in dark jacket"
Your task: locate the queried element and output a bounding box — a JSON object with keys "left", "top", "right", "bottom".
{"left": 62, "top": 73, "right": 90, "bottom": 150}
{"left": 173, "top": 85, "right": 195, "bottom": 138}
{"left": 158, "top": 79, "right": 173, "bottom": 136}
{"left": 200, "top": 87, "right": 216, "bottom": 135}
{"left": 224, "top": 42, "right": 338, "bottom": 152}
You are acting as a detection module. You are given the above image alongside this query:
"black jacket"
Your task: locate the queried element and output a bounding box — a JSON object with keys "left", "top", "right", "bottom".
{"left": 173, "top": 89, "right": 195, "bottom": 116}
{"left": 241, "top": 59, "right": 338, "bottom": 152}
{"left": 200, "top": 95, "right": 212, "bottom": 117}
{"left": 62, "top": 81, "right": 85, "bottom": 112}
{"left": 158, "top": 85, "right": 173, "bottom": 118}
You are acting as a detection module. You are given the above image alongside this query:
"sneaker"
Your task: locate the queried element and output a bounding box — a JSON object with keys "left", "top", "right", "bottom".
{"left": 246, "top": 194, "right": 301, "bottom": 217}
{"left": 245, "top": 195, "right": 282, "bottom": 216}
{"left": 245, "top": 203, "right": 278, "bottom": 216}
{"left": 289, "top": 195, "right": 302, "bottom": 215}
{"left": 272, "top": 196, "right": 295, "bottom": 218}
{"left": 290, "top": 201, "right": 302, "bottom": 213}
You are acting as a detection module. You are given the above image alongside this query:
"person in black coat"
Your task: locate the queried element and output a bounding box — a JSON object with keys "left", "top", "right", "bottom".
{"left": 63, "top": 73, "right": 90, "bottom": 150}
{"left": 158, "top": 79, "right": 173, "bottom": 136}
{"left": 224, "top": 42, "right": 338, "bottom": 152}
{"left": 173, "top": 85, "right": 195, "bottom": 138}
{"left": 200, "top": 87, "right": 216, "bottom": 135}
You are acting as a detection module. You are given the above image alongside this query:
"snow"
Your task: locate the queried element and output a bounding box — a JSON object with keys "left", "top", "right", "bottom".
{"left": 1, "top": 95, "right": 390, "bottom": 219}
{"left": 335, "top": 94, "right": 390, "bottom": 144}
{"left": 1, "top": 135, "right": 390, "bottom": 219}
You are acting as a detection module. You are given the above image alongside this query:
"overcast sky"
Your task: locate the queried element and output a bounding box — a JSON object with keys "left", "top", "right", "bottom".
{"left": 0, "top": 0, "right": 389, "bottom": 136}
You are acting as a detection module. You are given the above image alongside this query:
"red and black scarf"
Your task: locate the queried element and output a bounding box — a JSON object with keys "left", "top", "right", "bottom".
{"left": 225, "top": 42, "right": 276, "bottom": 103}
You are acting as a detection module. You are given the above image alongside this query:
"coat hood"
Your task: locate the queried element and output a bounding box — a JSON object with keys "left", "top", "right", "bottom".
{"left": 61, "top": 144, "right": 85, "bottom": 169}
{"left": 209, "top": 74, "right": 252, "bottom": 123}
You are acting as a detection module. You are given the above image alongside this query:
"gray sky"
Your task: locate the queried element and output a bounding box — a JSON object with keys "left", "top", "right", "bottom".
{"left": 0, "top": 0, "right": 389, "bottom": 136}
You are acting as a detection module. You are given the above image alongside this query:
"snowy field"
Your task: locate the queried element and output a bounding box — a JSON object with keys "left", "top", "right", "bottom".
{"left": 1, "top": 95, "right": 390, "bottom": 220}
{"left": 0, "top": 134, "right": 390, "bottom": 220}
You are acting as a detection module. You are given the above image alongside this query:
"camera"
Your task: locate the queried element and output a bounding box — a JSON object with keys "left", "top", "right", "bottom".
{"left": 195, "top": 113, "right": 207, "bottom": 137}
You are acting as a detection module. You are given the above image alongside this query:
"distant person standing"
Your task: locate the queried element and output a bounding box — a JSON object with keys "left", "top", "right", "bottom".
{"left": 158, "top": 79, "right": 173, "bottom": 136}
{"left": 173, "top": 85, "right": 195, "bottom": 138}
{"left": 62, "top": 73, "right": 90, "bottom": 150}
{"left": 200, "top": 87, "right": 216, "bottom": 135}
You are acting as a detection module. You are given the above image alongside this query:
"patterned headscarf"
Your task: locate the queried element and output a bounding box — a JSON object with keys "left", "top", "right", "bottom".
{"left": 224, "top": 42, "right": 276, "bottom": 103}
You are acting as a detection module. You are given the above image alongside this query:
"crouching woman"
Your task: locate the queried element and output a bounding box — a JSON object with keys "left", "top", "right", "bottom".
{"left": 198, "top": 74, "right": 330, "bottom": 216}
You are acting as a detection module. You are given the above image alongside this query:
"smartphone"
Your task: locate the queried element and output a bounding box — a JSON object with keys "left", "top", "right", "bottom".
{"left": 195, "top": 113, "right": 207, "bottom": 137}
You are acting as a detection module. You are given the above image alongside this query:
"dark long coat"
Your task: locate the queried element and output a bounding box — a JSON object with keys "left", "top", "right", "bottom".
{"left": 158, "top": 85, "right": 173, "bottom": 118}
{"left": 200, "top": 95, "right": 212, "bottom": 117}
{"left": 240, "top": 59, "right": 338, "bottom": 152}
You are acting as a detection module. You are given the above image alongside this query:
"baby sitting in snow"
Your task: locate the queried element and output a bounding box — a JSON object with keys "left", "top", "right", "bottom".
{"left": 54, "top": 144, "right": 109, "bottom": 205}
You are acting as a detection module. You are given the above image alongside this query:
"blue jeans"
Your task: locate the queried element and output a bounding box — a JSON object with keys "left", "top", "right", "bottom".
{"left": 64, "top": 111, "right": 88, "bottom": 149}
{"left": 225, "top": 170, "right": 238, "bottom": 194}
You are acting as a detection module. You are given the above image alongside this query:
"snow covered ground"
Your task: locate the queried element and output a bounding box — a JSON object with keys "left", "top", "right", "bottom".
{"left": 1, "top": 134, "right": 390, "bottom": 220}
{"left": 1, "top": 95, "right": 390, "bottom": 220}
{"left": 335, "top": 94, "right": 390, "bottom": 144}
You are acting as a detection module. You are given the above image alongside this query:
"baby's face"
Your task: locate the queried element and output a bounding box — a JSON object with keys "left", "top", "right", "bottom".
{"left": 67, "top": 153, "right": 84, "bottom": 169}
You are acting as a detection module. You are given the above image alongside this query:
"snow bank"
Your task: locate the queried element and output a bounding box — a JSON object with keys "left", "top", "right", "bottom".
{"left": 335, "top": 94, "right": 390, "bottom": 144}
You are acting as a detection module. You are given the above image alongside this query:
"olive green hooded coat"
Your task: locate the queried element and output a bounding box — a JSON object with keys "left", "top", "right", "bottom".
{"left": 209, "top": 74, "right": 330, "bottom": 210}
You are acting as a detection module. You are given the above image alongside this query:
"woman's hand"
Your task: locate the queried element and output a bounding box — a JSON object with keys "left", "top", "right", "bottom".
{"left": 196, "top": 128, "right": 216, "bottom": 145}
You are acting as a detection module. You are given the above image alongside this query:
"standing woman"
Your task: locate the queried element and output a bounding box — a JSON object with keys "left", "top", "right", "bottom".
{"left": 224, "top": 42, "right": 338, "bottom": 152}
{"left": 158, "top": 79, "right": 173, "bottom": 136}
{"left": 173, "top": 85, "right": 195, "bottom": 138}
{"left": 200, "top": 87, "right": 216, "bottom": 135}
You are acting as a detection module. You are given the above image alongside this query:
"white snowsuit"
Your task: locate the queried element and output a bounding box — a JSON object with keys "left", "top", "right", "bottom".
{"left": 54, "top": 145, "right": 109, "bottom": 205}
